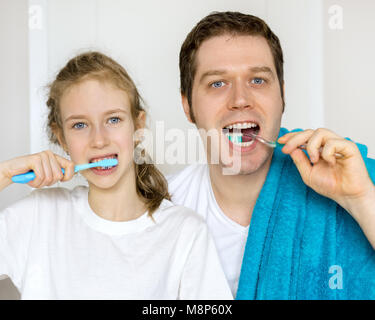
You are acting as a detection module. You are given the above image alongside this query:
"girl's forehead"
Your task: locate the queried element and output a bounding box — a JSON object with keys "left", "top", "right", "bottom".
{"left": 60, "top": 79, "right": 132, "bottom": 118}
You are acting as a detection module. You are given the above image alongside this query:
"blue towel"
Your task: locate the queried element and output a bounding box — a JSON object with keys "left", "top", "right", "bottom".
{"left": 236, "top": 128, "right": 375, "bottom": 300}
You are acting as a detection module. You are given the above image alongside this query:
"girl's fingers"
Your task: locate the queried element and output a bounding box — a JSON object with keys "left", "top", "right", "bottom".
{"left": 40, "top": 151, "right": 55, "bottom": 186}
{"left": 23, "top": 151, "right": 74, "bottom": 188}
{"left": 27, "top": 156, "right": 45, "bottom": 188}
{"left": 55, "top": 155, "right": 75, "bottom": 182}
{"left": 47, "top": 151, "right": 65, "bottom": 184}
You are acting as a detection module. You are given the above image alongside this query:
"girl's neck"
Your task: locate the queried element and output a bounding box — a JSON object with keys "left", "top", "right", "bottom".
{"left": 87, "top": 170, "right": 147, "bottom": 222}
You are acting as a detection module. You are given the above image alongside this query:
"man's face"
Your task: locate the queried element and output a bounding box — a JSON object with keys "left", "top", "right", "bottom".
{"left": 182, "top": 34, "right": 284, "bottom": 174}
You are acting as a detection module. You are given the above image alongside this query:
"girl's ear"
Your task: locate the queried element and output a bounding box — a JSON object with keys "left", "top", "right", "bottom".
{"left": 53, "top": 126, "right": 69, "bottom": 154}
{"left": 134, "top": 111, "right": 146, "bottom": 148}
{"left": 136, "top": 111, "right": 146, "bottom": 130}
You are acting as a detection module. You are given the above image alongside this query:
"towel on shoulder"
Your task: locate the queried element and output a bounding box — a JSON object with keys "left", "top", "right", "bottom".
{"left": 236, "top": 128, "right": 375, "bottom": 300}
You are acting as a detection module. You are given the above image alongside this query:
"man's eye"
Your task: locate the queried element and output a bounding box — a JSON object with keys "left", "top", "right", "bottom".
{"left": 108, "top": 117, "right": 120, "bottom": 124}
{"left": 73, "top": 122, "right": 87, "bottom": 129}
{"left": 251, "top": 78, "right": 265, "bottom": 85}
{"left": 211, "top": 81, "right": 225, "bottom": 88}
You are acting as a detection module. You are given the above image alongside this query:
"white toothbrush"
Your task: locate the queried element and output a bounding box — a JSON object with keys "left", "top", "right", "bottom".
{"left": 11, "top": 158, "right": 118, "bottom": 184}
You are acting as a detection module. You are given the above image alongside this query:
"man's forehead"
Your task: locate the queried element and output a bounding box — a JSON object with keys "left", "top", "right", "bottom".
{"left": 194, "top": 34, "right": 276, "bottom": 76}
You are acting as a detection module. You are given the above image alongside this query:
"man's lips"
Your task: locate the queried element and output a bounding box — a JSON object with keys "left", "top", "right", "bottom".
{"left": 222, "top": 121, "right": 261, "bottom": 145}
{"left": 222, "top": 120, "right": 260, "bottom": 130}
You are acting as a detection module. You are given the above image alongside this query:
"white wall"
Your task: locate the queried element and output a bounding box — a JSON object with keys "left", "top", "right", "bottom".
{"left": 0, "top": 0, "right": 28, "bottom": 300}
{"left": 324, "top": 0, "right": 375, "bottom": 158}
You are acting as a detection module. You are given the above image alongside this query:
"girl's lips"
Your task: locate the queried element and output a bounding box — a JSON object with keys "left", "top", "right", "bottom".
{"left": 89, "top": 153, "right": 118, "bottom": 163}
{"left": 90, "top": 165, "right": 118, "bottom": 176}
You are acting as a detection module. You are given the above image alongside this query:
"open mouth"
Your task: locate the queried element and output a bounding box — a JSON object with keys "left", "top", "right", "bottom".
{"left": 89, "top": 154, "right": 118, "bottom": 170}
{"left": 222, "top": 122, "right": 260, "bottom": 147}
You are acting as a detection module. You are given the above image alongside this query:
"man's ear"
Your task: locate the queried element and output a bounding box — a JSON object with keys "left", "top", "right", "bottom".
{"left": 281, "top": 80, "right": 285, "bottom": 113}
{"left": 181, "top": 94, "right": 194, "bottom": 124}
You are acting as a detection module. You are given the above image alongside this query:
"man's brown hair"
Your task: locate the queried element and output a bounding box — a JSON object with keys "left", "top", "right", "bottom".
{"left": 179, "top": 11, "right": 285, "bottom": 122}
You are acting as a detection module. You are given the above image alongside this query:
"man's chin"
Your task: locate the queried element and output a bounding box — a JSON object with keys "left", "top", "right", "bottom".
{"left": 218, "top": 152, "right": 272, "bottom": 176}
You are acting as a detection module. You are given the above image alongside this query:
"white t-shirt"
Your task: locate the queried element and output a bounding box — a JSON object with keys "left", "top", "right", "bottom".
{"left": 168, "top": 164, "right": 249, "bottom": 297}
{"left": 0, "top": 186, "right": 233, "bottom": 300}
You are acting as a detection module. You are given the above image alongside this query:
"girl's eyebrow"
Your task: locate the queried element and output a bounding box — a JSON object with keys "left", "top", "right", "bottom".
{"left": 103, "top": 108, "right": 127, "bottom": 115}
{"left": 64, "top": 108, "right": 127, "bottom": 123}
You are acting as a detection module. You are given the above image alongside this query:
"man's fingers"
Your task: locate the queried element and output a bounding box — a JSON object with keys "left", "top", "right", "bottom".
{"left": 278, "top": 131, "right": 300, "bottom": 143}
{"left": 289, "top": 148, "right": 313, "bottom": 186}
{"left": 280, "top": 129, "right": 344, "bottom": 164}
{"left": 281, "top": 129, "right": 314, "bottom": 153}
{"left": 321, "top": 138, "right": 359, "bottom": 165}
{"left": 306, "top": 129, "right": 341, "bottom": 163}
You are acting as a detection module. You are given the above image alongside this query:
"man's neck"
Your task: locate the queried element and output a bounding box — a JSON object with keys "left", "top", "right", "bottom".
{"left": 208, "top": 155, "right": 272, "bottom": 227}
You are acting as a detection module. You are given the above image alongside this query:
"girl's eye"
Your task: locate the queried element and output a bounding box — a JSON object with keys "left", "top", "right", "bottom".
{"left": 251, "top": 78, "right": 265, "bottom": 85}
{"left": 108, "top": 117, "right": 120, "bottom": 124}
{"left": 73, "top": 122, "right": 87, "bottom": 130}
{"left": 211, "top": 81, "right": 225, "bottom": 88}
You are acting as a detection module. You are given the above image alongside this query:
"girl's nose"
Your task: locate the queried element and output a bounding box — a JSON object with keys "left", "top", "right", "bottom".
{"left": 90, "top": 126, "right": 110, "bottom": 149}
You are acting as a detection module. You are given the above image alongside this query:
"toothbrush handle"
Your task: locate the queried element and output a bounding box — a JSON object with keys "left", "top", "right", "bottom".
{"left": 11, "top": 168, "right": 66, "bottom": 184}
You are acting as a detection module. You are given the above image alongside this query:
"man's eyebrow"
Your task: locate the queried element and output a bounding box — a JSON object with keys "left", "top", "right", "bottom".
{"left": 199, "top": 66, "right": 275, "bottom": 83}
{"left": 64, "top": 108, "right": 126, "bottom": 123}
{"left": 250, "top": 66, "right": 275, "bottom": 79}
{"left": 199, "top": 70, "right": 227, "bottom": 83}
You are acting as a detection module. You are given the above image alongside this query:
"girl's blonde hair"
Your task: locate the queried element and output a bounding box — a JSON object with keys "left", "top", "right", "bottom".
{"left": 47, "top": 51, "right": 171, "bottom": 215}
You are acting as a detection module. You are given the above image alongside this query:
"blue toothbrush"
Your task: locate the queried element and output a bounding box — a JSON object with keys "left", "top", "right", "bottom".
{"left": 11, "top": 158, "right": 118, "bottom": 184}
{"left": 228, "top": 132, "right": 342, "bottom": 158}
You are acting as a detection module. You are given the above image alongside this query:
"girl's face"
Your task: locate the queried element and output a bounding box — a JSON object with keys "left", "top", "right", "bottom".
{"left": 58, "top": 78, "right": 144, "bottom": 190}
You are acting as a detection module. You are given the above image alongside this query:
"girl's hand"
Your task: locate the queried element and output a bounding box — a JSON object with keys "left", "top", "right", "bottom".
{"left": 0, "top": 150, "right": 75, "bottom": 191}
{"left": 278, "top": 128, "right": 375, "bottom": 221}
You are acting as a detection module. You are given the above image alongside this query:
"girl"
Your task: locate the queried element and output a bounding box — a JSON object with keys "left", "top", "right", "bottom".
{"left": 0, "top": 52, "right": 232, "bottom": 299}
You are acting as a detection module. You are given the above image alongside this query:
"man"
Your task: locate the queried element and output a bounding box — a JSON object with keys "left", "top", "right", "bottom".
{"left": 168, "top": 11, "right": 375, "bottom": 299}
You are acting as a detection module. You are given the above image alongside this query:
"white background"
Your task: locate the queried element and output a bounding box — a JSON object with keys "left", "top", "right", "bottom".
{"left": 1, "top": 0, "right": 374, "bottom": 299}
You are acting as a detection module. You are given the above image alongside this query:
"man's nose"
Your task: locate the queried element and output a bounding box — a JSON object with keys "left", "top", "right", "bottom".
{"left": 90, "top": 125, "right": 110, "bottom": 149}
{"left": 228, "top": 82, "right": 253, "bottom": 110}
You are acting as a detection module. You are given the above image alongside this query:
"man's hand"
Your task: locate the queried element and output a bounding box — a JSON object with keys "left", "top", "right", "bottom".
{"left": 278, "top": 128, "right": 375, "bottom": 222}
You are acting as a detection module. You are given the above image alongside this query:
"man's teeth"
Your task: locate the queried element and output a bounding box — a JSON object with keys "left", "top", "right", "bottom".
{"left": 223, "top": 122, "right": 258, "bottom": 146}
{"left": 224, "top": 132, "right": 255, "bottom": 147}
{"left": 224, "top": 122, "right": 258, "bottom": 130}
